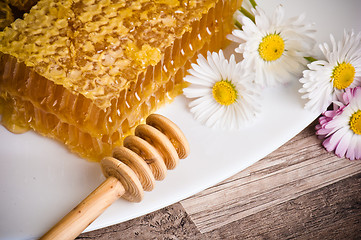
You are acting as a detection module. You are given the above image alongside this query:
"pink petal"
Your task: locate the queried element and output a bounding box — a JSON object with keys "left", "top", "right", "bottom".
{"left": 334, "top": 130, "right": 352, "bottom": 158}
{"left": 322, "top": 137, "right": 335, "bottom": 152}
{"left": 345, "top": 134, "right": 357, "bottom": 160}
{"left": 323, "top": 127, "right": 348, "bottom": 152}
{"left": 354, "top": 137, "right": 361, "bottom": 160}
{"left": 324, "top": 110, "right": 338, "bottom": 118}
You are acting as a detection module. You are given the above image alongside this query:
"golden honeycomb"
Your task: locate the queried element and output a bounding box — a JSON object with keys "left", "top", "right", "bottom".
{"left": 0, "top": 0, "right": 40, "bottom": 31}
{"left": 0, "top": 0, "right": 242, "bottom": 161}
{"left": 7, "top": 0, "right": 39, "bottom": 12}
{"left": 0, "top": 1, "right": 14, "bottom": 30}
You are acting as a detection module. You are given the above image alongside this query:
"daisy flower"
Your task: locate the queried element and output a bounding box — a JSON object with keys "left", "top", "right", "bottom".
{"left": 299, "top": 30, "right": 361, "bottom": 113}
{"left": 183, "top": 50, "right": 261, "bottom": 130}
{"left": 227, "top": 5, "right": 316, "bottom": 87}
{"left": 316, "top": 87, "right": 361, "bottom": 160}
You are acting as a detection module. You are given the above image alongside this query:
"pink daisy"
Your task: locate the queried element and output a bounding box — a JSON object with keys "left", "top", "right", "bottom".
{"left": 316, "top": 87, "right": 361, "bottom": 160}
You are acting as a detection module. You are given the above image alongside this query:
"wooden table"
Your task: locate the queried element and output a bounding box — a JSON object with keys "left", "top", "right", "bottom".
{"left": 77, "top": 120, "right": 361, "bottom": 239}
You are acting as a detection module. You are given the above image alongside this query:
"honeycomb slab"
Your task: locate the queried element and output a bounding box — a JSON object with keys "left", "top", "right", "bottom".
{"left": 0, "top": 0, "right": 242, "bottom": 161}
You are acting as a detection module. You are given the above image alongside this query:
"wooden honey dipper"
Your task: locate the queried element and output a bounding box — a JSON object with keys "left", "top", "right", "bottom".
{"left": 40, "top": 114, "right": 190, "bottom": 240}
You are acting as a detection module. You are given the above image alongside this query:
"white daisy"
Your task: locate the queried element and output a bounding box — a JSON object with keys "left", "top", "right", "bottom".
{"left": 228, "top": 5, "right": 316, "bottom": 87}
{"left": 299, "top": 30, "right": 361, "bottom": 113}
{"left": 316, "top": 87, "right": 361, "bottom": 160}
{"left": 183, "top": 50, "right": 261, "bottom": 130}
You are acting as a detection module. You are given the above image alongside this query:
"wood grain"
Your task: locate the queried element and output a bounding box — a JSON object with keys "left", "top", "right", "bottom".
{"left": 181, "top": 121, "right": 361, "bottom": 233}
{"left": 77, "top": 203, "right": 202, "bottom": 240}
{"left": 204, "top": 172, "right": 361, "bottom": 240}
{"left": 78, "top": 121, "right": 361, "bottom": 239}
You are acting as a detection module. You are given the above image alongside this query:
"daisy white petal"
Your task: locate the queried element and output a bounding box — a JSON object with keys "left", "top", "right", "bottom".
{"left": 183, "top": 75, "right": 213, "bottom": 87}
{"left": 183, "top": 50, "right": 262, "bottom": 130}
{"left": 183, "top": 85, "right": 211, "bottom": 98}
{"left": 300, "top": 30, "right": 361, "bottom": 113}
{"left": 227, "top": 5, "right": 316, "bottom": 87}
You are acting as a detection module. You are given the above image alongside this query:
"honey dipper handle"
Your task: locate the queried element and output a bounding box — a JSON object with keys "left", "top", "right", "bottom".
{"left": 40, "top": 176, "right": 125, "bottom": 240}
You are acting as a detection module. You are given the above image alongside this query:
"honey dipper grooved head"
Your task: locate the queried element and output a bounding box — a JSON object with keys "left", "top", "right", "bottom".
{"left": 101, "top": 157, "right": 143, "bottom": 202}
{"left": 123, "top": 135, "right": 167, "bottom": 181}
{"left": 135, "top": 124, "right": 179, "bottom": 170}
{"left": 146, "top": 114, "right": 190, "bottom": 159}
{"left": 112, "top": 146, "right": 155, "bottom": 192}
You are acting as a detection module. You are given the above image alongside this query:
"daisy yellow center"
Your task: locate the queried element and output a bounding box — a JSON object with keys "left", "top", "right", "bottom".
{"left": 350, "top": 110, "right": 361, "bottom": 135}
{"left": 258, "top": 34, "right": 285, "bottom": 62}
{"left": 332, "top": 62, "right": 355, "bottom": 90}
{"left": 212, "top": 80, "right": 238, "bottom": 106}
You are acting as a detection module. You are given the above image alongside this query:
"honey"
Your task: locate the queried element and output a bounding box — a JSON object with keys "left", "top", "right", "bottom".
{"left": 0, "top": 0, "right": 242, "bottom": 161}
{"left": 7, "top": 0, "right": 39, "bottom": 12}
{"left": 0, "top": 2, "right": 14, "bottom": 30}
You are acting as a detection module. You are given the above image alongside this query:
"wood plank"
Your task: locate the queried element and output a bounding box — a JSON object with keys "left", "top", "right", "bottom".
{"left": 204, "top": 173, "right": 361, "bottom": 239}
{"left": 181, "top": 121, "right": 361, "bottom": 233}
{"left": 76, "top": 203, "right": 202, "bottom": 240}
{"left": 78, "top": 173, "right": 361, "bottom": 239}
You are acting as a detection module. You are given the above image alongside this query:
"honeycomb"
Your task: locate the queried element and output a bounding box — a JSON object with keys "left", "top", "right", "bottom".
{"left": 0, "top": 0, "right": 40, "bottom": 30}
{"left": 0, "top": 0, "right": 242, "bottom": 161}
{"left": 0, "top": 2, "right": 14, "bottom": 30}
{"left": 7, "top": 0, "right": 40, "bottom": 12}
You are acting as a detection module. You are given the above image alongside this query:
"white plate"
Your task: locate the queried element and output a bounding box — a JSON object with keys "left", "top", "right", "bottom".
{"left": 1, "top": 0, "right": 360, "bottom": 239}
